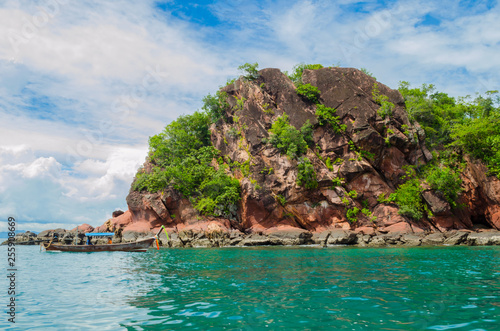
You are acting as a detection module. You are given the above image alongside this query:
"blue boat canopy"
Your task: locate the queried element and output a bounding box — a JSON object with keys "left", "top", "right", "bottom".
{"left": 85, "top": 233, "right": 114, "bottom": 237}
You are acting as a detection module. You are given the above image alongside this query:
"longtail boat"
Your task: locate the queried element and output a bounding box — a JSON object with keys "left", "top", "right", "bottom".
{"left": 42, "top": 232, "right": 155, "bottom": 252}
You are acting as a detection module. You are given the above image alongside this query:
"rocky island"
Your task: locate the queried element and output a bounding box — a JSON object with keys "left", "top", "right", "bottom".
{"left": 13, "top": 65, "right": 500, "bottom": 247}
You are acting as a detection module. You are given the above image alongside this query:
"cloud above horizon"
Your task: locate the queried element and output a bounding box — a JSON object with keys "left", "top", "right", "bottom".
{"left": 0, "top": 0, "right": 499, "bottom": 231}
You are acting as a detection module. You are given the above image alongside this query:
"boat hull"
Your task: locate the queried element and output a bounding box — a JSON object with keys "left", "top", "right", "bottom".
{"left": 44, "top": 237, "right": 155, "bottom": 252}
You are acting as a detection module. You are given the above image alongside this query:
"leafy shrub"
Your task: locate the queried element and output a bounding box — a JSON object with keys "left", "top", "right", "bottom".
{"left": 262, "top": 103, "right": 274, "bottom": 115}
{"left": 238, "top": 62, "right": 259, "bottom": 80}
{"left": 286, "top": 63, "right": 324, "bottom": 86}
{"left": 377, "top": 193, "right": 393, "bottom": 204}
{"left": 346, "top": 207, "right": 360, "bottom": 223}
{"left": 231, "top": 159, "right": 251, "bottom": 177}
{"left": 347, "top": 190, "right": 358, "bottom": 199}
{"left": 391, "top": 178, "right": 425, "bottom": 220}
{"left": 260, "top": 167, "right": 274, "bottom": 175}
{"left": 296, "top": 84, "right": 321, "bottom": 103}
{"left": 325, "top": 157, "right": 333, "bottom": 171}
{"left": 235, "top": 96, "right": 246, "bottom": 111}
{"left": 332, "top": 177, "right": 345, "bottom": 187}
{"left": 195, "top": 169, "right": 241, "bottom": 216}
{"left": 372, "top": 83, "right": 394, "bottom": 119}
{"left": 300, "top": 120, "right": 314, "bottom": 146}
{"left": 194, "top": 197, "right": 217, "bottom": 215}
{"left": 361, "top": 208, "right": 377, "bottom": 222}
{"left": 276, "top": 194, "right": 286, "bottom": 206}
{"left": 360, "top": 149, "right": 375, "bottom": 161}
{"left": 378, "top": 101, "right": 394, "bottom": 119}
{"left": 316, "top": 104, "right": 346, "bottom": 133}
{"left": 264, "top": 113, "right": 309, "bottom": 159}
{"left": 401, "top": 124, "right": 410, "bottom": 136}
{"left": 296, "top": 157, "right": 318, "bottom": 189}
{"left": 226, "top": 127, "right": 239, "bottom": 139}
{"left": 342, "top": 197, "right": 350, "bottom": 205}
{"left": 425, "top": 166, "right": 462, "bottom": 207}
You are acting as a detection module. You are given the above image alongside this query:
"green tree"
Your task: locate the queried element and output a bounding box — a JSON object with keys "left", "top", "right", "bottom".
{"left": 149, "top": 111, "right": 211, "bottom": 167}
{"left": 238, "top": 62, "right": 259, "bottom": 80}
{"left": 450, "top": 116, "right": 500, "bottom": 176}
{"left": 398, "top": 81, "right": 466, "bottom": 148}
{"left": 133, "top": 111, "right": 241, "bottom": 217}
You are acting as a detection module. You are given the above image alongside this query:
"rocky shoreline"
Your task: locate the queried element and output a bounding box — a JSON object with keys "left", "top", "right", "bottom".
{"left": 5, "top": 228, "right": 500, "bottom": 248}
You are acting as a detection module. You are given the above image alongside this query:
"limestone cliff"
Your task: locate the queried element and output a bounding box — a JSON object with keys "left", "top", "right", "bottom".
{"left": 99, "top": 67, "right": 500, "bottom": 239}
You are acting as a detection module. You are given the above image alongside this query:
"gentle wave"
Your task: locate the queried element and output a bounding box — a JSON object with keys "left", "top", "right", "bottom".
{"left": 1, "top": 246, "right": 499, "bottom": 330}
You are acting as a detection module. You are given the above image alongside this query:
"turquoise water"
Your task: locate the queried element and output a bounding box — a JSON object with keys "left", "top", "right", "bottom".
{"left": 1, "top": 246, "right": 499, "bottom": 330}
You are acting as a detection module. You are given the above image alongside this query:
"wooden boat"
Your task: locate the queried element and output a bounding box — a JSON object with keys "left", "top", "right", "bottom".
{"left": 43, "top": 237, "right": 155, "bottom": 252}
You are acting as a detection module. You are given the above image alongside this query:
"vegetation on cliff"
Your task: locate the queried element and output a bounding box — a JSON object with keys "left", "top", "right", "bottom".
{"left": 399, "top": 82, "right": 500, "bottom": 176}
{"left": 132, "top": 62, "right": 499, "bottom": 227}
{"left": 386, "top": 83, "right": 499, "bottom": 220}
{"left": 132, "top": 112, "right": 240, "bottom": 217}
{"left": 263, "top": 113, "right": 312, "bottom": 159}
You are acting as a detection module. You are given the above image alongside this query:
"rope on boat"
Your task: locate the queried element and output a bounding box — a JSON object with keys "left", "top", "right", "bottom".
{"left": 40, "top": 237, "right": 54, "bottom": 251}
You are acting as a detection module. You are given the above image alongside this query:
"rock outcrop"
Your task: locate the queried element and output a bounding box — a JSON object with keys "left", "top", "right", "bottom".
{"left": 28, "top": 67, "right": 500, "bottom": 247}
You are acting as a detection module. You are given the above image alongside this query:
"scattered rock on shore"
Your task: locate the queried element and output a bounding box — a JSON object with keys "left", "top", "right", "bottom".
{"left": 5, "top": 229, "right": 500, "bottom": 248}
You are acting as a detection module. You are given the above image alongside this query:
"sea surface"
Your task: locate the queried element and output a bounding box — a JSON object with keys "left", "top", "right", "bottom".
{"left": 1, "top": 245, "right": 499, "bottom": 330}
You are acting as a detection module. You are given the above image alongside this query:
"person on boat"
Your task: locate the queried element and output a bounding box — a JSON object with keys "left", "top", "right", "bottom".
{"left": 108, "top": 237, "right": 112, "bottom": 244}
{"left": 86, "top": 237, "right": 92, "bottom": 245}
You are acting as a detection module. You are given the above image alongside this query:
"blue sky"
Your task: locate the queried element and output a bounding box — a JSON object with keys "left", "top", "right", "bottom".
{"left": 0, "top": 0, "right": 499, "bottom": 231}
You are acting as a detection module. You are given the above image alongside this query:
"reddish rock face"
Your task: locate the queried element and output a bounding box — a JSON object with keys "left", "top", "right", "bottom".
{"left": 71, "top": 224, "right": 94, "bottom": 233}
{"left": 422, "top": 190, "right": 451, "bottom": 216}
{"left": 378, "top": 222, "right": 413, "bottom": 234}
{"left": 355, "top": 226, "right": 375, "bottom": 235}
{"left": 88, "top": 67, "right": 500, "bottom": 236}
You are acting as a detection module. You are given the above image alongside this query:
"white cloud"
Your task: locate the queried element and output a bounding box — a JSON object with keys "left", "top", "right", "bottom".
{"left": 0, "top": 145, "right": 146, "bottom": 231}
